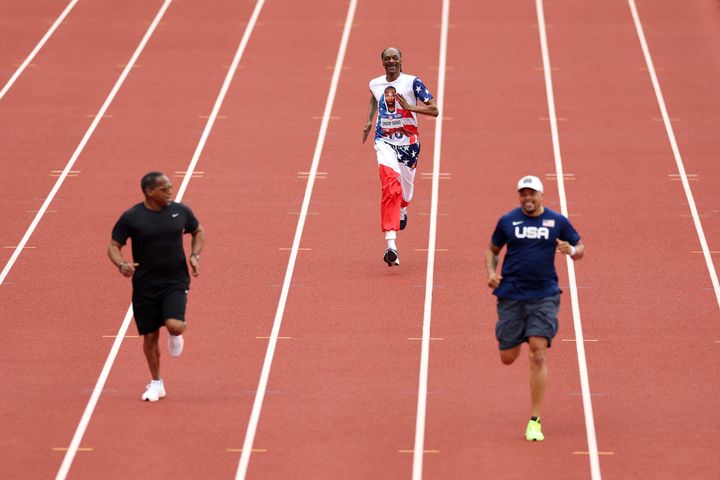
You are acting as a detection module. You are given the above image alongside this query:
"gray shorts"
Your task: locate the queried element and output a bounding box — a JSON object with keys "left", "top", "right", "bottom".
{"left": 495, "top": 295, "right": 560, "bottom": 350}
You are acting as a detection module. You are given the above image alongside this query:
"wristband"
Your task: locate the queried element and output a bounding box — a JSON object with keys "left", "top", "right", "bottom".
{"left": 569, "top": 245, "right": 577, "bottom": 257}
{"left": 119, "top": 261, "right": 128, "bottom": 271}
{"left": 191, "top": 253, "right": 200, "bottom": 260}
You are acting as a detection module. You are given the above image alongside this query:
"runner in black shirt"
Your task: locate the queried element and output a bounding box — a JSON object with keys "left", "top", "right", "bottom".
{"left": 108, "top": 172, "right": 205, "bottom": 402}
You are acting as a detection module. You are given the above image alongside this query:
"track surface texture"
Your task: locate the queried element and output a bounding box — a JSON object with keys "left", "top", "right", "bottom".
{"left": 0, "top": 0, "right": 718, "bottom": 479}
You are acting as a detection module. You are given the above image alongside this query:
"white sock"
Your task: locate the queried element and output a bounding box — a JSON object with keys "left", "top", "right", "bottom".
{"left": 385, "top": 230, "right": 397, "bottom": 250}
{"left": 151, "top": 379, "right": 163, "bottom": 386}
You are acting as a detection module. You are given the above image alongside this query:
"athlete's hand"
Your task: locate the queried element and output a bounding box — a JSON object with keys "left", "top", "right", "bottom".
{"left": 396, "top": 93, "right": 411, "bottom": 110}
{"left": 556, "top": 239, "right": 572, "bottom": 255}
{"left": 362, "top": 121, "right": 373, "bottom": 143}
{"left": 487, "top": 272, "right": 502, "bottom": 289}
{"left": 119, "top": 262, "right": 139, "bottom": 277}
{"left": 189, "top": 255, "right": 199, "bottom": 277}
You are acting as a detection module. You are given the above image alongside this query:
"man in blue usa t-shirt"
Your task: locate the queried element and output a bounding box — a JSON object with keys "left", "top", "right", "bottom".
{"left": 485, "top": 175, "right": 585, "bottom": 442}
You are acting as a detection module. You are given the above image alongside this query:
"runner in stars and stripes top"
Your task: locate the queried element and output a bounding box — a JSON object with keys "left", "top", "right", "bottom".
{"left": 362, "top": 47, "right": 438, "bottom": 267}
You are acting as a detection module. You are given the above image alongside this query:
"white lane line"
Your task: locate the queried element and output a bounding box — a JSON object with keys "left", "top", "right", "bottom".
{"left": 234, "top": 1, "right": 357, "bottom": 478}
{"left": 55, "top": 0, "right": 267, "bottom": 477}
{"left": 412, "top": 0, "right": 449, "bottom": 479}
{"left": 53, "top": 2, "right": 174, "bottom": 479}
{"left": 628, "top": 0, "right": 720, "bottom": 310}
{"left": 535, "top": 1, "right": 602, "bottom": 479}
{"left": 0, "top": 1, "right": 171, "bottom": 287}
{"left": 0, "top": 0, "right": 80, "bottom": 102}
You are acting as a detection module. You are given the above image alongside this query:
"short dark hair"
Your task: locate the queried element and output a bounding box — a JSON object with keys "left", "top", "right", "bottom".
{"left": 381, "top": 47, "right": 402, "bottom": 60}
{"left": 141, "top": 172, "right": 164, "bottom": 193}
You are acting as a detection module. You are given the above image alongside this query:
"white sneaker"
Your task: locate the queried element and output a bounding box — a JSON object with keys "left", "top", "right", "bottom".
{"left": 168, "top": 334, "right": 184, "bottom": 357}
{"left": 142, "top": 380, "right": 166, "bottom": 402}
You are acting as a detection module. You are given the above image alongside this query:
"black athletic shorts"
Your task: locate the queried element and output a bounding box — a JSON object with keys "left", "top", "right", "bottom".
{"left": 495, "top": 295, "right": 560, "bottom": 350}
{"left": 132, "top": 282, "right": 188, "bottom": 335}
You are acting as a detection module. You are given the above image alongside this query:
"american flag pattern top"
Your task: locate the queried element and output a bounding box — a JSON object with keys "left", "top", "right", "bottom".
{"left": 369, "top": 73, "right": 433, "bottom": 146}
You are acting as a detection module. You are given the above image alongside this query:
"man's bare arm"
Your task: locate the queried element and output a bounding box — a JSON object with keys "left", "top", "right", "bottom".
{"left": 396, "top": 94, "right": 439, "bottom": 117}
{"left": 485, "top": 242, "right": 503, "bottom": 289}
{"left": 362, "top": 94, "right": 378, "bottom": 143}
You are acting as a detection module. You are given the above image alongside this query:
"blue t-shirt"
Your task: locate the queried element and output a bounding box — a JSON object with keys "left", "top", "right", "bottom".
{"left": 491, "top": 207, "right": 580, "bottom": 300}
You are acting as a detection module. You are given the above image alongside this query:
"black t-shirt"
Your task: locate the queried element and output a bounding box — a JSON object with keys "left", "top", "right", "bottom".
{"left": 111, "top": 202, "right": 199, "bottom": 287}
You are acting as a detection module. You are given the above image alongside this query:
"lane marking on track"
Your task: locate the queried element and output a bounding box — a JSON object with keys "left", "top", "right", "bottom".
{"left": 0, "top": 0, "right": 80, "bottom": 102}
{"left": 574, "top": 451, "right": 615, "bottom": 456}
{"left": 562, "top": 339, "right": 599, "bottom": 342}
{"left": 199, "top": 115, "right": 226, "bottom": 119}
{"left": 102, "top": 335, "right": 138, "bottom": 339}
{"left": 278, "top": 247, "right": 311, "bottom": 251}
{"left": 85, "top": 114, "right": 112, "bottom": 118}
{"left": 289, "top": 212, "right": 319, "bottom": 215}
{"left": 227, "top": 448, "right": 267, "bottom": 453}
{"left": 116, "top": 64, "right": 141, "bottom": 68}
{"left": 0, "top": 0, "right": 170, "bottom": 290}
{"left": 692, "top": 251, "right": 719, "bottom": 254}
{"left": 50, "top": 170, "right": 80, "bottom": 177}
{"left": 55, "top": 0, "right": 267, "bottom": 477}
{"left": 312, "top": 116, "right": 339, "bottom": 120}
{"left": 408, "top": 338, "right": 444, "bottom": 341}
{"left": 234, "top": 2, "right": 357, "bottom": 478}
{"left": 412, "top": 1, "right": 449, "bottom": 479}
{"left": 4, "top": 246, "right": 35, "bottom": 249}
{"left": 628, "top": 0, "right": 720, "bottom": 312}
{"left": 52, "top": 448, "right": 92, "bottom": 452}
{"left": 536, "top": 1, "right": 602, "bottom": 478}
{"left": 401, "top": 449, "right": 439, "bottom": 454}
{"left": 414, "top": 248, "right": 447, "bottom": 252}
{"left": 256, "top": 336, "right": 292, "bottom": 340}
{"left": 26, "top": 210, "right": 55, "bottom": 213}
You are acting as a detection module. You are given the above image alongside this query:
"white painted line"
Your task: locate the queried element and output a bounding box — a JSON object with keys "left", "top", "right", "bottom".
{"left": 1, "top": 1, "right": 169, "bottom": 289}
{"left": 0, "top": 0, "right": 80, "bottom": 102}
{"left": 234, "top": 1, "right": 357, "bottom": 478}
{"left": 54, "top": 1, "right": 266, "bottom": 478}
{"left": 536, "top": 1, "right": 601, "bottom": 479}
{"left": 412, "top": 1, "right": 448, "bottom": 479}
{"left": 627, "top": 0, "right": 720, "bottom": 313}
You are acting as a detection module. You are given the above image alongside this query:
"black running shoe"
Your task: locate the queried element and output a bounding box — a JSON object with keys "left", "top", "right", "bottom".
{"left": 383, "top": 248, "right": 399, "bottom": 267}
{"left": 400, "top": 212, "right": 408, "bottom": 230}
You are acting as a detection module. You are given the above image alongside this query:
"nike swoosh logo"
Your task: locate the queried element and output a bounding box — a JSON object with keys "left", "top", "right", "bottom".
{"left": 172, "top": 213, "right": 180, "bottom": 218}
{"left": 512, "top": 221, "right": 523, "bottom": 225}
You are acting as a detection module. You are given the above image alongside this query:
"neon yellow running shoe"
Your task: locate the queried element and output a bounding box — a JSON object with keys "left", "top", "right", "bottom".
{"left": 525, "top": 418, "right": 544, "bottom": 441}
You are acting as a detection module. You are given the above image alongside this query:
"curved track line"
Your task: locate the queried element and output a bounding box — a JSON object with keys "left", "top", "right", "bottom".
{"left": 627, "top": 0, "right": 720, "bottom": 310}
{"left": 535, "top": 1, "right": 601, "bottom": 478}
{"left": 233, "top": 0, "right": 357, "bottom": 477}
{"left": 54, "top": 0, "right": 268, "bottom": 477}
{"left": 0, "top": 0, "right": 172, "bottom": 287}
{"left": 0, "top": 0, "right": 80, "bottom": 102}
{"left": 412, "top": 0, "right": 448, "bottom": 478}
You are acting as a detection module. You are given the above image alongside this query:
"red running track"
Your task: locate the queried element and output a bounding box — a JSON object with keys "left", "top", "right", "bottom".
{"left": 0, "top": 0, "right": 718, "bottom": 479}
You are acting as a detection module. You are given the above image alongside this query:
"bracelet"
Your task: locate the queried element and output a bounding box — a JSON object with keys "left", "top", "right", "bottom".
{"left": 118, "top": 261, "right": 128, "bottom": 271}
{"left": 569, "top": 245, "right": 577, "bottom": 257}
{"left": 190, "top": 253, "right": 200, "bottom": 260}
